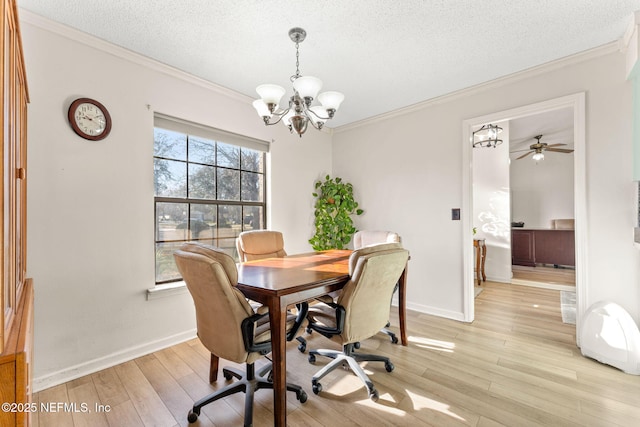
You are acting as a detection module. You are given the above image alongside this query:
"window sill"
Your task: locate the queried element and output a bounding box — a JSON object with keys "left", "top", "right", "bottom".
{"left": 147, "top": 281, "right": 188, "bottom": 300}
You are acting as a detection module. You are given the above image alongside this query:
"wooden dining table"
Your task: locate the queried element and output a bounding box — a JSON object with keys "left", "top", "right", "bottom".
{"left": 235, "top": 249, "right": 409, "bottom": 427}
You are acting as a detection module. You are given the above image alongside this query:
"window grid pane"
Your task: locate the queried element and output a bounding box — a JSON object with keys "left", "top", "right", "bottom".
{"left": 154, "top": 125, "right": 266, "bottom": 285}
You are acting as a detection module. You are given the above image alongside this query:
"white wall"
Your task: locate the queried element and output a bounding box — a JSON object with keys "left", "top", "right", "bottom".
{"left": 510, "top": 149, "right": 574, "bottom": 229}
{"left": 473, "top": 123, "right": 512, "bottom": 283}
{"left": 21, "top": 14, "right": 332, "bottom": 389}
{"left": 332, "top": 47, "right": 640, "bottom": 323}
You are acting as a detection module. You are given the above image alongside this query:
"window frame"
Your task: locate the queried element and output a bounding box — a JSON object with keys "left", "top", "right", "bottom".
{"left": 153, "top": 115, "right": 268, "bottom": 285}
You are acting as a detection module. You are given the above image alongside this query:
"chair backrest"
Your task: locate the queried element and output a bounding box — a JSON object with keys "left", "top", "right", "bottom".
{"left": 551, "top": 219, "right": 574, "bottom": 230}
{"left": 337, "top": 242, "right": 409, "bottom": 344}
{"left": 174, "top": 242, "right": 256, "bottom": 363}
{"left": 352, "top": 230, "right": 401, "bottom": 250}
{"left": 236, "top": 230, "right": 287, "bottom": 261}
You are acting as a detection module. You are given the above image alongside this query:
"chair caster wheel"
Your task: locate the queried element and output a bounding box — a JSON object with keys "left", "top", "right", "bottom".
{"left": 187, "top": 410, "right": 199, "bottom": 423}
{"left": 312, "top": 382, "right": 322, "bottom": 395}
{"left": 306, "top": 327, "right": 313, "bottom": 334}
{"left": 385, "top": 361, "right": 394, "bottom": 372}
{"left": 308, "top": 354, "right": 316, "bottom": 364}
{"left": 369, "top": 388, "right": 379, "bottom": 402}
{"left": 353, "top": 342, "right": 361, "bottom": 349}
{"left": 391, "top": 336, "right": 399, "bottom": 344}
{"left": 223, "top": 372, "right": 233, "bottom": 380}
{"left": 298, "top": 342, "right": 306, "bottom": 353}
{"left": 298, "top": 390, "right": 308, "bottom": 403}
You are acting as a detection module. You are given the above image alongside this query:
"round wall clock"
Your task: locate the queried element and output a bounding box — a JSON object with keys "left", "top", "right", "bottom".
{"left": 67, "top": 98, "right": 112, "bottom": 141}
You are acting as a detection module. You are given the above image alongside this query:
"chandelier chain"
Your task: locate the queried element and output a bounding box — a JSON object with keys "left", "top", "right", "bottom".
{"left": 292, "top": 41, "right": 301, "bottom": 81}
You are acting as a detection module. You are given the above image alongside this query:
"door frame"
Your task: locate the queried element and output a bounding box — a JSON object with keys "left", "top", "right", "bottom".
{"left": 461, "top": 93, "right": 586, "bottom": 342}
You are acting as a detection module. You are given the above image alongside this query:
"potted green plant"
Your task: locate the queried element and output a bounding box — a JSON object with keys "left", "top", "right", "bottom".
{"left": 309, "top": 175, "right": 364, "bottom": 250}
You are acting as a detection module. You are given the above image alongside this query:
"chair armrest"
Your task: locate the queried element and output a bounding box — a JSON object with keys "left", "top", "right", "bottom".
{"left": 241, "top": 312, "right": 272, "bottom": 355}
{"left": 286, "top": 302, "right": 309, "bottom": 341}
{"left": 310, "top": 305, "right": 346, "bottom": 338}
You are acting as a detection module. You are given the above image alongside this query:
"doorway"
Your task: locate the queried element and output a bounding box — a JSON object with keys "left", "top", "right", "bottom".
{"left": 461, "top": 93, "right": 586, "bottom": 340}
{"left": 508, "top": 108, "right": 576, "bottom": 292}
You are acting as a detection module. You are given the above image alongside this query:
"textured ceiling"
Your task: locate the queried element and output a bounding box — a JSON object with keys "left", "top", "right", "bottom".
{"left": 18, "top": 0, "right": 640, "bottom": 128}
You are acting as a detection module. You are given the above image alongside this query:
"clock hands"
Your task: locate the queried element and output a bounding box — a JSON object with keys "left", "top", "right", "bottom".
{"left": 79, "top": 113, "right": 105, "bottom": 126}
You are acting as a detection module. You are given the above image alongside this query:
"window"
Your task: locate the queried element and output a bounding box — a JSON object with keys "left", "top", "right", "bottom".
{"left": 153, "top": 115, "right": 268, "bottom": 284}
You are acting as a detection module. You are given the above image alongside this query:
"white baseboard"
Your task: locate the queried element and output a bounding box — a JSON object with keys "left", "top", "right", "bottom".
{"left": 400, "top": 300, "right": 466, "bottom": 322}
{"left": 33, "top": 329, "right": 197, "bottom": 393}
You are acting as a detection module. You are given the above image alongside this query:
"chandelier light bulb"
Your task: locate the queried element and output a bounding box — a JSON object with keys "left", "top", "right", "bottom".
{"left": 292, "top": 76, "right": 323, "bottom": 100}
{"left": 256, "top": 84, "right": 286, "bottom": 109}
{"left": 318, "top": 91, "right": 345, "bottom": 112}
{"left": 252, "top": 99, "right": 272, "bottom": 118}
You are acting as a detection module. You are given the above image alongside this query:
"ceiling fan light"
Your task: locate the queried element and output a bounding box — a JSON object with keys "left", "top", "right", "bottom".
{"left": 256, "top": 84, "right": 286, "bottom": 107}
{"left": 318, "top": 91, "right": 345, "bottom": 111}
{"left": 293, "top": 76, "right": 322, "bottom": 100}
{"left": 533, "top": 152, "right": 544, "bottom": 161}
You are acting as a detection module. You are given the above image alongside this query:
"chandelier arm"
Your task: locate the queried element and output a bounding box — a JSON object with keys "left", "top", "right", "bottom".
{"left": 263, "top": 108, "right": 290, "bottom": 126}
{"left": 306, "top": 107, "right": 330, "bottom": 121}
{"left": 302, "top": 109, "right": 324, "bottom": 130}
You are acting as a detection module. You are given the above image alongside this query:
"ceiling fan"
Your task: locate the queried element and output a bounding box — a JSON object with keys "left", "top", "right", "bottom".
{"left": 512, "top": 135, "right": 574, "bottom": 160}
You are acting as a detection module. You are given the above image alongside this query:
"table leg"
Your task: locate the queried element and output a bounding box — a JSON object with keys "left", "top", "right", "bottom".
{"left": 209, "top": 353, "right": 219, "bottom": 383}
{"left": 481, "top": 243, "right": 487, "bottom": 281}
{"left": 475, "top": 244, "right": 482, "bottom": 285}
{"left": 398, "top": 264, "right": 408, "bottom": 346}
{"left": 268, "top": 297, "right": 288, "bottom": 427}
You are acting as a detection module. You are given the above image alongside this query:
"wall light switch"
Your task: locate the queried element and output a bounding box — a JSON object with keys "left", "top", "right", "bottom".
{"left": 452, "top": 208, "right": 461, "bottom": 220}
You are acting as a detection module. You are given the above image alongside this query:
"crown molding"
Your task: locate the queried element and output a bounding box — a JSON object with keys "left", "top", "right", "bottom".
{"left": 19, "top": 9, "right": 254, "bottom": 104}
{"left": 334, "top": 41, "right": 619, "bottom": 134}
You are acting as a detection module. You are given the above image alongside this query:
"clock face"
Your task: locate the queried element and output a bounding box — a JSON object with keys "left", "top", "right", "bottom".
{"left": 68, "top": 98, "right": 112, "bottom": 141}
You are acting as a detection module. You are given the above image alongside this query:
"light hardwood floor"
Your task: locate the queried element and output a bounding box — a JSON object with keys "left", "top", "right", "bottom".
{"left": 33, "top": 282, "right": 640, "bottom": 426}
{"left": 511, "top": 265, "right": 576, "bottom": 287}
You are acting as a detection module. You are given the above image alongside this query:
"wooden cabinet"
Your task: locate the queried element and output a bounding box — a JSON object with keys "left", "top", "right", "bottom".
{"left": 0, "top": 1, "right": 31, "bottom": 426}
{"left": 0, "top": 280, "right": 32, "bottom": 427}
{"left": 511, "top": 229, "right": 575, "bottom": 267}
{"left": 511, "top": 230, "right": 535, "bottom": 266}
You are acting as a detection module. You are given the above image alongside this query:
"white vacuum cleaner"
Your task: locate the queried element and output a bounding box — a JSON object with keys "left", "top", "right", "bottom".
{"left": 580, "top": 301, "right": 640, "bottom": 375}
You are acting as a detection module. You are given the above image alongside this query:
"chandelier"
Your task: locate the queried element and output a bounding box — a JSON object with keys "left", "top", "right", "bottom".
{"left": 472, "top": 124, "right": 503, "bottom": 148}
{"left": 252, "top": 27, "right": 344, "bottom": 137}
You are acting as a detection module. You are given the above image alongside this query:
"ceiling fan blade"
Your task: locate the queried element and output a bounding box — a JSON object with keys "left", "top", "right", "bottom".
{"left": 545, "top": 148, "right": 574, "bottom": 153}
{"left": 545, "top": 143, "right": 567, "bottom": 148}
{"left": 516, "top": 151, "right": 534, "bottom": 160}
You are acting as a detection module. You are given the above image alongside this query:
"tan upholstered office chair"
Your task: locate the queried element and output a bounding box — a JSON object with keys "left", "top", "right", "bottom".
{"left": 353, "top": 230, "right": 401, "bottom": 249}
{"left": 236, "top": 230, "right": 308, "bottom": 352}
{"left": 305, "top": 243, "right": 409, "bottom": 401}
{"left": 353, "top": 230, "right": 402, "bottom": 344}
{"left": 236, "top": 229, "right": 287, "bottom": 261}
{"left": 174, "top": 242, "right": 308, "bottom": 426}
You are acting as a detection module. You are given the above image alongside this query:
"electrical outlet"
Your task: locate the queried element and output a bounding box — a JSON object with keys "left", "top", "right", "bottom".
{"left": 452, "top": 208, "right": 460, "bottom": 220}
